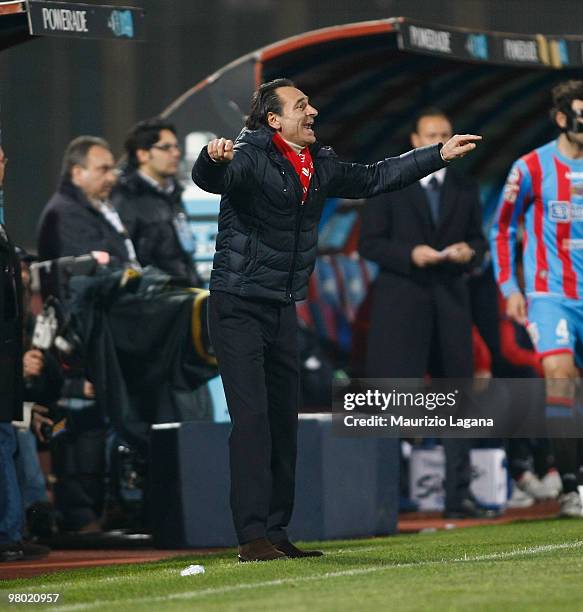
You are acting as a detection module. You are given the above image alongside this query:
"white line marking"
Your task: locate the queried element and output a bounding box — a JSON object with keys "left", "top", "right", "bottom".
{"left": 0, "top": 546, "right": 382, "bottom": 591}
{"left": 38, "top": 540, "right": 583, "bottom": 611}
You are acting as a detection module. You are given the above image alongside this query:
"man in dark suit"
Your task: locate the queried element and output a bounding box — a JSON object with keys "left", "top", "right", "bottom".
{"left": 359, "top": 108, "right": 492, "bottom": 518}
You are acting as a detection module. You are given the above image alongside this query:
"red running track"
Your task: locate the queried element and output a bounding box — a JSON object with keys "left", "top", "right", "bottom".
{"left": 0, "top": 502, "right": 560, "bottom": 580}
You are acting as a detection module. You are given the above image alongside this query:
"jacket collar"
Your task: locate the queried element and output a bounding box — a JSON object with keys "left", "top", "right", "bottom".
{"left": 58, "top": 177, "right": 97, "bottom": 211}
{"left": 116, "top": 166, "right": 183, "bottom": 199}
{"left": 235, "top": 125, "right": 330, "bottom": 159}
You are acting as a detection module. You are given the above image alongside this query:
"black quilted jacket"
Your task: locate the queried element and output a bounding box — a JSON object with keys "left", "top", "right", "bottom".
{"left": 192, "top": 126, "right": 445, "bottom": 302}
{"left": 113, "top": 169, "right": 201, "bottom": 286}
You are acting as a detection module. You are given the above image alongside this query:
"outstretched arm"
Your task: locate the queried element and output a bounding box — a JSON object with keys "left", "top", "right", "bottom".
{"left": 329, "top": 134, "right": 482, "bottom": 199}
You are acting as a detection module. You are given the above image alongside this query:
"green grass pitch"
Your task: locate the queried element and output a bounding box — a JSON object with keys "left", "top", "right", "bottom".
{"left": 2, "top": 520, "right": 583, "bottom": 611}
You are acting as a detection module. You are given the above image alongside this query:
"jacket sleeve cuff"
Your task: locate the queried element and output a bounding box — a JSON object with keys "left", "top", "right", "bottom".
{"left": 413, "top": 143, "right": 448, "bottom": 172}
{"left": 438, "top": 143, "right": 450, "bottom": 165}
{"left": 191, "top": 146, "right": 228, "bottom": 190}
{"left": 398, "top": 144, "right": 446, "bottom": 187}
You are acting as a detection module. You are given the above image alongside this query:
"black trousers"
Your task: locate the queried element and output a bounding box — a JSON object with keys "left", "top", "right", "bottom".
{"left": 208, "top": 290, "right": 299, "bottom": 544}
{"left": 366, "top": 287, "right": 474, "bottom": 510}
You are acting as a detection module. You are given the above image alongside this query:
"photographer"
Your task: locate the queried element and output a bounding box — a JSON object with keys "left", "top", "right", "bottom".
{"left": 13, "top": 250, "right": 62, "bottom": 535}
{"left": 28, "top": 283, "right": 103, "bottom": 534}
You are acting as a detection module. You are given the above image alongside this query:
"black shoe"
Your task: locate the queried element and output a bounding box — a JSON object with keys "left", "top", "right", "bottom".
{"left": 444, "top": 498, "right": 501, "bottom": 519}
{"left": 26, "top": 501, "right": 58, "bottom": 539}
{"left": 272, "top": 539, "right": 323, "bottom": 558}
{"left": 238, "top": 538, "right": 287, "bottom": 562}
{"left": 0, "top": 541, "right": 50, "bottom": 562}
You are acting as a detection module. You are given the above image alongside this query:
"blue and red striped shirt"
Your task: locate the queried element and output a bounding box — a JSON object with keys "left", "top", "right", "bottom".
{"left": 490, "top": 139, "right": 583, "bottom": 299}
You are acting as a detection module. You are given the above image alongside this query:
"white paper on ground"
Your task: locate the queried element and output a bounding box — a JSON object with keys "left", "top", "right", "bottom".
{"left": 180, "top": 564, "right": 205, "bottom": 576}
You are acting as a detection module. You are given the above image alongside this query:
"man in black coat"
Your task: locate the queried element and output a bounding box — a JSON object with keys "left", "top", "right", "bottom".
{"left": 36, "top": 136, "right": 130, "bottom": 534}
{"left": 37, "top": 136, "right": 132, "bottom": 264}
{"left": 112, "top": 118, "right": 201, "bottom": 286}
{"left": 359, "top": 108, "right": 490, "bottom": 518}
{"left": 192, "top": 79, "right": 481, "bottom": 561}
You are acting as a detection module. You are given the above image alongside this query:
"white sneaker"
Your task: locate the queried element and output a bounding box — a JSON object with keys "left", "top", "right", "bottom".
{"left": 517, "top": 470, "right": 556, "bottom": 501}
{"left": 541, "top": 470, "right": 562, "bottom": 498}
{"left": 558, "top": 491, "right": 583, "bottom": 518}
{"left": 507, "top": 482, "right": 535, "bottom": 508}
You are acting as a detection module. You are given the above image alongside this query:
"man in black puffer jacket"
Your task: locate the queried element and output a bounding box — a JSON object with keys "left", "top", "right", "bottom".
{"left": 113, "top": 118, "right": 201, "bottom": 286}
{"left": 192, "top": 78, "right": 481, "bottom": 562}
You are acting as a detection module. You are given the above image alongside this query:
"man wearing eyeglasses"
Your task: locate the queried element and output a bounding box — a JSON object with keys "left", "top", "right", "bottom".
{"left": 113, "top": 118, "right": 201, "bottom": 286}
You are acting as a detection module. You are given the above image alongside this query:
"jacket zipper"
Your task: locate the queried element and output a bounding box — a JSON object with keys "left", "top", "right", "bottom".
{"left": 270, "top": 145, "right": 320, "bottom": 303}
{"left": 285, "top": 163, "right": 319, "bottom": 303}
{"left": 276, "top": 153, "right": 304, "bottom": 302}
{"left": 286, "top": 200, "right": 305, "bottom": 302}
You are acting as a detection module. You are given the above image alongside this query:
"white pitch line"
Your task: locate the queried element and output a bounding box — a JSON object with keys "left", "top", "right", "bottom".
{"left": 41, "top": 540, "right": 583, "bottom": 612}
{"left": 0, "top": 546, "right": 383, "bottom": 592}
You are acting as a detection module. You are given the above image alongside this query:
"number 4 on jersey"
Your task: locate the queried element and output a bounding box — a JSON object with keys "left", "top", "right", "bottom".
{"left": 556, "top": 318, "right": 570, "bottom": 344}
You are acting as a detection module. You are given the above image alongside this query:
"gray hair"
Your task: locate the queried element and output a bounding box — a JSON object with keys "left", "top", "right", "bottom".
{"left": 61, "top": 135, "right": 111, "bottom": 179}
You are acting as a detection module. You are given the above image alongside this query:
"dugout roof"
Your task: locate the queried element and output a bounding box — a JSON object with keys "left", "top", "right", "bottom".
{"left": 0, "top": 2, "right": 31, "bottom": 50}
{"left": 164, "top": 17, "right": 583, "bottom": 220}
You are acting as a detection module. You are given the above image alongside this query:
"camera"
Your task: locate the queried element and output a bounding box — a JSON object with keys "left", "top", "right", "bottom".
{"left": 31, "top": 302, "right": 59, "bottom": 350}
{"left": 29, "top": 254, "right": 104, "bottom": 354}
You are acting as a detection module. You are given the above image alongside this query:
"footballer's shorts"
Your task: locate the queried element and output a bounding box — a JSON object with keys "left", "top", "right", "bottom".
{"left": 526, "top": 294, "right": 583, "bottom": 367}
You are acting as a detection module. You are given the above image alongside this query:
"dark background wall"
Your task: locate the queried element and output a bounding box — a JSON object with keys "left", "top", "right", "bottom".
{"left": 0, "top": 0, "right": 581, "bottom": 250}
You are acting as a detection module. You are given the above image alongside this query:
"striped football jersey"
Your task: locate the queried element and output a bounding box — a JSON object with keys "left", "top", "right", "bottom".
{"left": 490, "top": 139, "right": 583, "bottom": 299}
